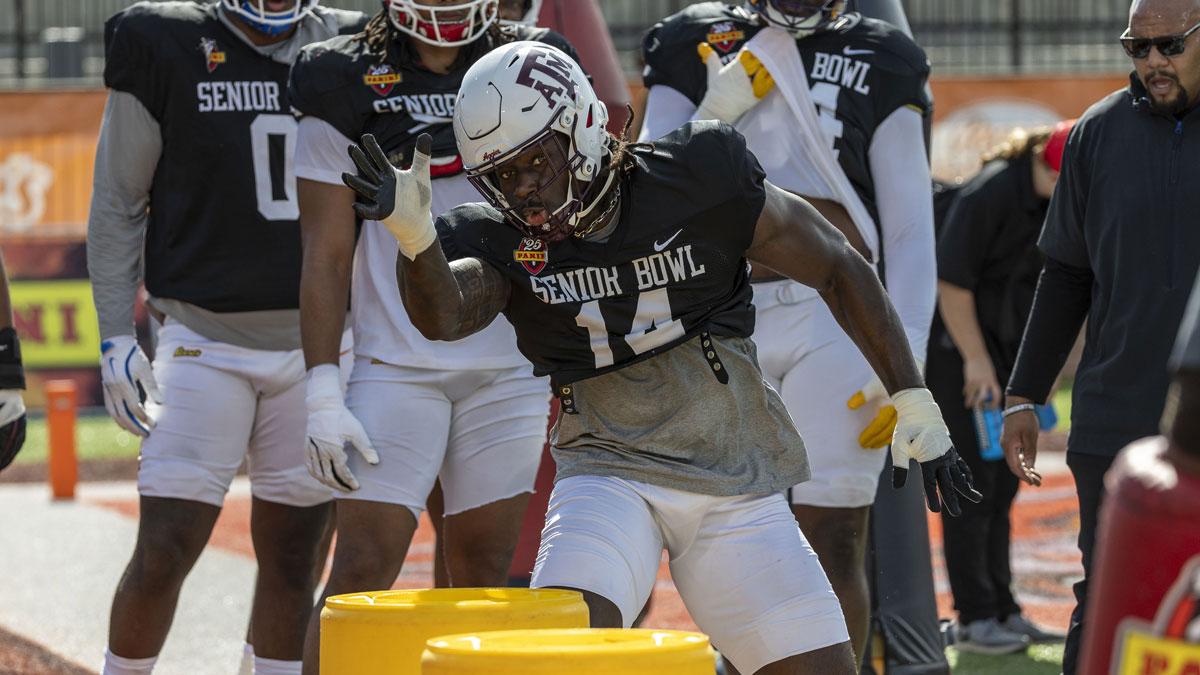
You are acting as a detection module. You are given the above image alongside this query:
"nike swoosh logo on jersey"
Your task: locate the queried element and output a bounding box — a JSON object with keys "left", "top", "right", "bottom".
{"left": 843, "top": 46, "right": 875, "bottom": 56}
{"left": 653, "top": 229, "right": 683, "bottom": 252}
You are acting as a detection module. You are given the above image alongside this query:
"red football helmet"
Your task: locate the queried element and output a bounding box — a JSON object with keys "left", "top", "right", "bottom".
{"left": 745, "top": 0, "right": 847, "bottom": 36}
{"left": 384, "top": 0, "right": 499, "bottom": 47}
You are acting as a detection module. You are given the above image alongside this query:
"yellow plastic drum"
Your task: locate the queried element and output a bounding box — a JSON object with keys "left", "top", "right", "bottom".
{"left": 421, "top": 628, "right": 715, "bottom": 674}
{"left": 320, "top": 588, "right": 588, "bottom": 675}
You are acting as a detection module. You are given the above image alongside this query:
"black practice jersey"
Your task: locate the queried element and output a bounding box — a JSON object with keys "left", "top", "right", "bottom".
{"left": 288, "top": 25, "right": 579, "bottom": 177}
{"left": 642, "top": 3, "right": 930, "bottom": 234}
{"left": 437, "top": 121, "right": 765, "bottom": 386}
{"left": 103, "top": 1, "right": 365, "bottom": 313}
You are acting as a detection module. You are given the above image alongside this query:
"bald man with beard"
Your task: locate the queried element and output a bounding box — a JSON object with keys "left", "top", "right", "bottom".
{"left": 1000, "top": 0, "right": 1200, "bottom": 671}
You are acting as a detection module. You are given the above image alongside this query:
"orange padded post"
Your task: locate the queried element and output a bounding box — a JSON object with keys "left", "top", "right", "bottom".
{"left": 45, "top": 379, "right": 77, "bottom": 500}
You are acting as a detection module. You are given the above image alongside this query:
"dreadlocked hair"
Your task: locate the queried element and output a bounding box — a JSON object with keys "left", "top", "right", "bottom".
{"left": 607, "top": 104, "right": 652, "bottom": 179}
{"left": 357, "top": 10, "right": 517, "bottom": 67}
{"left": 981, "top": 126, "right": 1054, "bottom": 164}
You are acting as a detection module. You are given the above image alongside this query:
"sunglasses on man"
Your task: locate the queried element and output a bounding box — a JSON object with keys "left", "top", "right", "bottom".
{"left": 1120, "top": 20, "right": 1200, "bottom": 59}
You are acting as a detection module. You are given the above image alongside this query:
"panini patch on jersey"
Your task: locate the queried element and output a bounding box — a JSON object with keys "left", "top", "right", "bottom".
{"left": 364, "top": 64, "right": 402, "bottom": 96}
{"left": 514, "top": 237, "right": 548, "bottom": 275}
{"left": 200, "top": 38, "right": 225, "bottom": 73}
{"left": 706, "top": 22, "right": 745, "bottom": 52}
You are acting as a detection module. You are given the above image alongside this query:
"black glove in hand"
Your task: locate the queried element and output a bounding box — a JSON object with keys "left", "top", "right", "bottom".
{"left": 890, "top": 388, "right": 983, "bottom": 516}
{"left": 892, "top": 446, "right": 981, "bottom": 516}
{"left": 342, "top": 133, "right": 436, "bottom": 260}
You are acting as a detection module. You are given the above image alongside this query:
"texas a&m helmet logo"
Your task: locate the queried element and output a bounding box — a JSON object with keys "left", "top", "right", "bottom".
{"left": 200, "top": 38, "right": 225, "bottom": 73}
{"left": 514, "top": 237, "right": 548, "bottom": 275}
{"left": 364, "top": 64, "right": 402, "bottom": 96}
{"left": 706, "top": 21, "right": 745, "bottom": 53}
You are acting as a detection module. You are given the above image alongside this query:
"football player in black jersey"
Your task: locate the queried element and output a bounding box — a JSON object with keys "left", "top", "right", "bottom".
{"left": 89, "top": 2, "right": 365, "bottom": 674}
{"left": 639, "top": 2, "right": 938, "bottom": 663}
{"left": 342, "top": 41, "right": 978, "bottom": 675}
{"left": 288, "top": 2, "right": 581, "bottom": 671}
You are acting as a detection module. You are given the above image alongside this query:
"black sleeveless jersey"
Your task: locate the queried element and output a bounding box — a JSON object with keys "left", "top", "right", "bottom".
{"left": 288, "top": 25, "right": 579, "bottom": 176}
{"left": 437, "top": 121, "right": 765, "bottom": 386}
{"left": 103, "top": 1, "right": 365, "bottom": 313}
{"left": 642, "top": 3, "right": 931, "bottom": 236}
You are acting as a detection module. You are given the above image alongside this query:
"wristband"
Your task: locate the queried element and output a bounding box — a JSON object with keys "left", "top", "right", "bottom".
{"left": 1002, "top": 403, "right": 1037, "bottom": 418}
{"left": 0, "top": 327, "right": 24, "bottom": 390}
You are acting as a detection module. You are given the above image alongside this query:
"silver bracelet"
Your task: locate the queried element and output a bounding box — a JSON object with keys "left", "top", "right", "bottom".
{"left": 1001, "top": 403, "right": 1037, "bottom": 418}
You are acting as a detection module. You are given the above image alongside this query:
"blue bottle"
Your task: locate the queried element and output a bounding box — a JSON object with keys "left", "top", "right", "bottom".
{"left": 972, "top": 403, "right": 1005, "bottom": 461}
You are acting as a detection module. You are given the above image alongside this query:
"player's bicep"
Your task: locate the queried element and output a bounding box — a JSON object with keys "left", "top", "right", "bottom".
{"left": 747, "top": 181, "right": 853, "bottom": 291}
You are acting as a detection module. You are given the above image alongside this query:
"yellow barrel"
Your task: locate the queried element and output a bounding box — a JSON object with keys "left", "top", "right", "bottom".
{"left": 320, "top": 588, "right": 588, "bottom": 675}
{"left": 421, "top": 628, "right": 714, "bottom": 674}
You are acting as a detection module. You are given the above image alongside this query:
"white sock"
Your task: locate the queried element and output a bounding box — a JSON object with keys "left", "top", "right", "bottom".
{"left": 237, "top": 642, "right": 255, "bottom": 675}
{"left": 254, "top": 656, "right": 303, "bottom": 675}
{"left": 101, "top": 648, "right": 157, "bottom": 675}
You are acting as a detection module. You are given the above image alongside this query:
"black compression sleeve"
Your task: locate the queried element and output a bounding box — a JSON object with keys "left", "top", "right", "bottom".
{"left": 1005, "top": 257, "right": 1092, "bottom": 403}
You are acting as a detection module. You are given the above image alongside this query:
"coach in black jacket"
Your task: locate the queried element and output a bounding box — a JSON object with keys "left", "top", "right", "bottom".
{"left": 1000, "top": 1, "right": 1200, "bottom": 672}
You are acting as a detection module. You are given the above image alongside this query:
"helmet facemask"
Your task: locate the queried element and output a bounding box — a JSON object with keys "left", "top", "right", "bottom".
{"left": 221, "top": 0, "right": 319, "bottom": 35}
{"left": 746, "top": 0, "right": 847, "bottom": 37}
{"left": 385, "top": 0, "right": 499, "bottom": 47}
{"left": 467, "top": 117, "right": 613, "bottom": 244}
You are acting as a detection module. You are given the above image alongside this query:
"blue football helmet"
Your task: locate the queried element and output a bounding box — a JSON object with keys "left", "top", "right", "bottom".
{"left": 221, "top": 0, "right": 319, "bottom": 35}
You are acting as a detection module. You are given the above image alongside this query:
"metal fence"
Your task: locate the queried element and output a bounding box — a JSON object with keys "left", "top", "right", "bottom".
{"left": 0, "top": 0, "right": 1134, "bottom": 89}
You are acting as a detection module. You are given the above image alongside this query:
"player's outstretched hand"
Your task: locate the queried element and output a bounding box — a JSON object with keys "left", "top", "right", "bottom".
{"left": 99, "top": 335, "right": 163, "bottom": 437}
{"left": 342, "top": 133, "right": 435, "bottom": 260}
{"left": 694, "top": 42, "right": 774, "bottom": 124}
{"left": 890, "top": 388, "right": 983, "bottom": 516}
{"left": 304, "top": 364, "right": 378, "bottom": 492}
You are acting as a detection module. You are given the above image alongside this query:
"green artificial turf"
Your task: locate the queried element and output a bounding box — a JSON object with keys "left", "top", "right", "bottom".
{"left": 1051, "top": 381, "right": 1072, "bottom": 433}
{"left": 947, "top": 643, "right": 1066, "bottom": 674}
{"left": 15, "top": 413, "right": 141, "bottom": 464}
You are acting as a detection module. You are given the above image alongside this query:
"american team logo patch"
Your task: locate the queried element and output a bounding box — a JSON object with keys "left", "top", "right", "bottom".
{"left": 364, "top": 64, "right": 402, "bottom": 96}
{"left": 514, "top": 237, "right": 548, "bottom": 275}
{"left": 706, "top": 21, "right": 744, "bottom": 52}
{"left": 200, "top": 38, "right": 225, "bottom": 73}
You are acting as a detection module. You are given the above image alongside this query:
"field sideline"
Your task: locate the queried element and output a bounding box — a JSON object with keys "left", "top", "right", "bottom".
{"left": 0, "top": 393, "right": 1079, "bottom": 674}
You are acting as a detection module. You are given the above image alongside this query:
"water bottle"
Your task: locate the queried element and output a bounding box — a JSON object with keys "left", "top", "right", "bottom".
{"left": 972, "top": 396, "right": 1004, "bottom": 461}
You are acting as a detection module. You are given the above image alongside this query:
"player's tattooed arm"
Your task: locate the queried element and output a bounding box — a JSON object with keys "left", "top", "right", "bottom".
{"left": 748, "top": 180, "right": 923, "bottom": 395}
{"left": 395, "top": 246, "right": 510, "bottom": 341}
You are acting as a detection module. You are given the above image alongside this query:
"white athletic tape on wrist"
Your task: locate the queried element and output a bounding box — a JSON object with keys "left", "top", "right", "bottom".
{"left": 890, "top": 387, "right": 953, "bottom": 465}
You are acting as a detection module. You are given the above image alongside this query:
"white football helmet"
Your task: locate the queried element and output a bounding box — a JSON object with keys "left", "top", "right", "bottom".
{"left": 455, "top": 40, "right": 611, "bottom": 242}
{"left": 499, "top": 0, "right": 542, "bottom": 26}
{"left": 385, "top": 0, "right": 499, "bottom": 47}
{"left": 220, "top": 0, "right": 319, "bottom": 34}
{"left": 745, "top": 0, "right": 847, "bottom": 37}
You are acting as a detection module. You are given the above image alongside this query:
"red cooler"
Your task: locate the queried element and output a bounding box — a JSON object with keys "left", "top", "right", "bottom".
{"left": 1080, "top": 436, "right": 1200, "bottom": 674}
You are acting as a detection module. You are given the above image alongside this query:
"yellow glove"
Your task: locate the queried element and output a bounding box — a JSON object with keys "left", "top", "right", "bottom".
{"left": 694, "top": 42, "right": 775, "bottom": 123}
{"left": 847, "top": 359, "right": 924, "bottom": 449}
{"left": 848, "top": 375, "right": 896, "bottom": 449}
